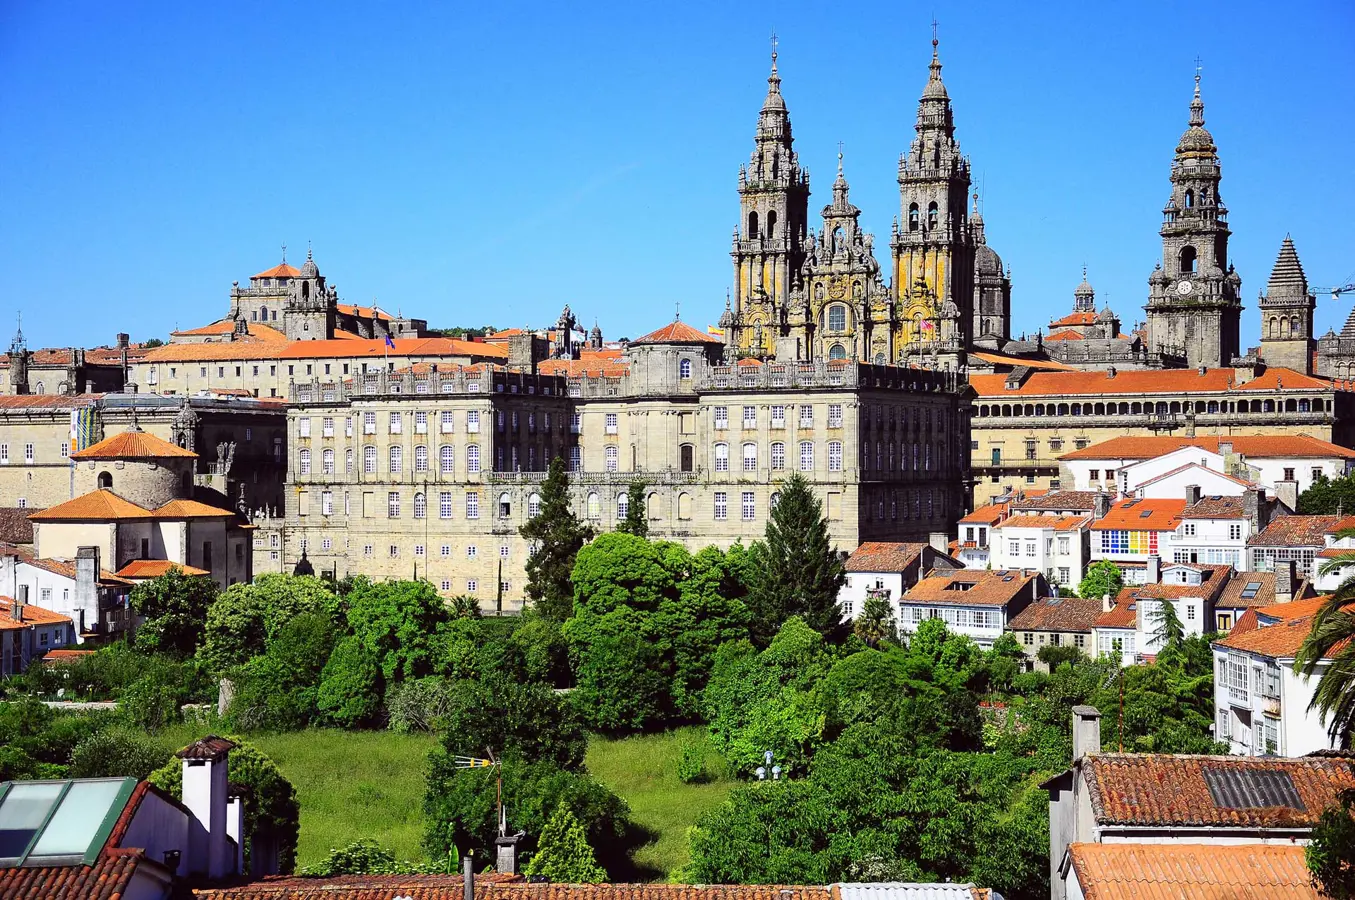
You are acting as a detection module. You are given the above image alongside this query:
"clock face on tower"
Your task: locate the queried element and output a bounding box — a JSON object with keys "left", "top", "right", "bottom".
{"left": 1177, "top": 280, "right": 1193, "bottom": 295}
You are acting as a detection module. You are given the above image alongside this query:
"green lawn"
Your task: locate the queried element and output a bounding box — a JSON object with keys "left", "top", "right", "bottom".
{"left": 151, "top": 724, "right": 730, "bottom": 878}
{"left": 585, "top": 726, "right": 736, "bottom": 881}
{"left": 155, "top": 727, "right": 436, "bottom": 869}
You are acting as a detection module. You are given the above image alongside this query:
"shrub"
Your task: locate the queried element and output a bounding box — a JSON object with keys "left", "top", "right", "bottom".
{"left": 119, "top": 657, "right": 192, "bottom": 730}
{"left": 676, "top": 741, "right": 707, "bottom": 784}
{"left": 317, "top": 636, "right": 383, "bottom": 728}
{"left": 70, "top": 729, "right": 167, "bottom": 780}
{"left": 385, "top": 677, "right": 454, "bottom": 734}
{"left": 130, "top": 570, "right": 219, "bottom": 658}
{"left": 523, "top": 806, "right": 607, "bottom": 883}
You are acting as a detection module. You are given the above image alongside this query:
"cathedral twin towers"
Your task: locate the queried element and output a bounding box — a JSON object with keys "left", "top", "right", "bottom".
{"left": 724, "top": 38, "right": 1011, "bottom": 369}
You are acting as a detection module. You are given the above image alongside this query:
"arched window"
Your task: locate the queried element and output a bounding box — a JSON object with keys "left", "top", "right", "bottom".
{"left": 680, "top": 444, "right": 694, "bottom": 472}
{"left": 828, "top": 305, "right": 847, "bottom": 332}
{"left": 617, "top": 492, "right": 629, "bottom": 519}
{"left": 414, "top": 492, "right": 426, "bottom": 519}
{"left": 466, "top": 444, "right": 480, "bottom": 473}
{"left": 874, "top": 352, "right": 886, "bottom": 365}
{"left": 260, "top": 306, "right": 268, "bottom": 321}
{"left": 528, "top": 492, "right": 541, "bottom": 517}
{"left": 97, "top": 471, "right": 112, "bottom": 489}
{"left": 322, "top": 448, "right": 334, "bottom": 474}
{"left": 677, "top": 492, "right": 692, "bottom": 520}
{"left": 927, "top": 201, "right": 938, "bottom": 230}
{"left": 799, "top": 440, "right": 814, "bottom": 471}
{"left": 770, "top": 491, "right": 781, "bottom": 509}
{"left": 1180, "top": 246, "right": 1197, "bottom": 274}
{"left": 363, "top": 446, "right": 377, "bottom": 474}
{"left": 605, "top": 445, "right": 618, "bottom": 472}
{"left": 771, "top": 441, "right": 786, "bottom": 470}
{"left": 345, "top": 448, "right": 354, "bottom": 473}
{"left": 1184, "top": 188, "right": 1194, "bottom": 208}
{"left": 828, "top": 343, "right": 847, "bottom": 360}
{"left": 587, "top": 492, "right": 600, "bottom": 519}
{"left": 415, "top": 445, "right": 429, "bottom": 472}
{"left": 767, "top": 210, "right": 778, "bottom": 240}
{"left": 498, "top": 492, "right": 512, "bottom": 518}
{"left": 679, "top": 358, "right": 693, "bottom": 379}
{"left": 648, "top": 492, "right": 661, "bottom": 520}
{"left": 743, "top": 442, "right": 757, "bottom": 472}
{"left": 299, "top": 449, "right": 311, "bottom": 475}
{"left": 747, "top": 210, "right": 759, "bottom": 238}
{"left": 1291, "top": 317, "right": 1301, "bottom": 336}
{"left": 389, "top": 446, "right": 403, "bottom": 474}
{"left": 1269, "top": 315, "right": 1279, "bottom": 337}
{"left": 714, "top": 442, "right": 729, "bottom": 472}
{"left": 828, "top": 440, "right": 843, "bottom": 472}
{"left": 34, "top": 382, "right": 43, "bottom": 394}
{"left": 440, "top": 445, "right": 454, "bottom": 473}
{"left": 908, "top": 203, "right": 919, "bottom": 232}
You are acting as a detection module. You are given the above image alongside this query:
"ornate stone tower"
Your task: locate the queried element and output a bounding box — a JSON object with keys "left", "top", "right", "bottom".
{"left": 1145, "top": 74, "right": 1242, "bottom": 368}
{"left": 283, "top": 247, "right": 337, "bottom": 340}
{"left": 796, "top": 153, "right": 890, "bottom": 362}
{"left": 891, "top": 36, "right": 974, "bottom": 364}
{"left": 1073, "top": 267, "right": 1096, "bottom": 313}
{"left": 1258, "top": 235, "right": 1316, "bottom": 374}
{"left": 730, "top": 45, "right": 810, "bottom": 359}
{"left": 970, "top": 195, "right": 1011, "bottom": 347}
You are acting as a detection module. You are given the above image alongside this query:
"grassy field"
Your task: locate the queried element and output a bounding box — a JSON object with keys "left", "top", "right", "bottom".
{"left": 155, "top": 727, "right": 436, "bottom": 868}
{"left": 152, "top": 725, "right": 731, "bottom": 878}
{"left": 585, "top": 726, "right": 736, "bottom": 881}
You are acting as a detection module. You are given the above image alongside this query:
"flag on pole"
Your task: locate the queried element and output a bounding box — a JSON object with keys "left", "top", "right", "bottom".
{"left": 707, "top": 325, "right": 725, "bottom": 338}
{"left": 384, "top": 333, "right": 396, "bottom": 350}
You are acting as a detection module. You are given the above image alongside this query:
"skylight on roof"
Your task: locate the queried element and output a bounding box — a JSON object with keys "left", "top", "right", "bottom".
{"left": 1240, "top": 582, "right": 1263, "bottom": 599}
{"left": 0, "top": 777, "right": 135, "bottom": 867}
{"left": 1139, "top": 510, "right": 1154, "bottom": 518}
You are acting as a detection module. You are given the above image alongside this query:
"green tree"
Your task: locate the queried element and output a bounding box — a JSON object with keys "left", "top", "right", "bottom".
{"left": 227, "top": 612, "right": 336, "bottom": 731}
{"left": 434, "top": 674, "right": 586, "bottom": 770}
{"left": 316, "top": 635, "right": 383, "bottom": 728}
{"left": 149, "top": 736, "right": 300, "bottom": 873}
{"left": 344, "top": 579, "right": 452, "bottom": 682}
{"left": 1307, "top": 788, "right": 1355, "bottom": 899}
{"left": 129, "top": 569, "right": 219, "bottom": 658}
{"left": 1077, "top": 561, "right": 1124, "bottom": 604}
{"left": 853, "top": 595, "right": 898, "bottom": 648}
{"left": 1299, "top": 472, "right": 1355, "bottom": 515}
{"left": 69, "top": 729, "right": 167, "bottom": 780}
{"left": 747, "top": 474, "right": 847, "bottom": 643}
{"left": 523, "top": 805, "right": 608, "bottom": 883}
{"left": 199, "top": 574, "right": 338, "bottom": 674}
{"left": 1147, "top": 598, "right": 1186, "bottom": 663}
{"left": 521, "top": 456, "right": 595, "bottom": 621}
{"left": 1295, "top": 549, "right": 1355, "bottom": 745}
{"left": 617, "top": 481, "right": 649, "bottom": 537}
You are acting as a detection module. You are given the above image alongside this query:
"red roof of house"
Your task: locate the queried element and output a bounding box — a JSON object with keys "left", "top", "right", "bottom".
{"left": 1089, "top": 498, "right": 1185, "bottom": 532}
{"left": 1216, "top": 571, "right": 1316, "bottom": 610}
{"left": 28, "top": 490, "right": 154, "bottom": 522}
{"left": 995, "top": 513, "right": 1090, "bottom": 531}
{"left": 1079, "top": 753, "right": 1355, "bottom": 828}
{"left": 70, "top": 428, "right": 197, "bottom": 461}
{"left": 0, "top": 596, "right": 72, "bottom": 630}
{"left": 1250, "top": 514, "right": 1346, "bottom": 547}
{"left": 971, "top": 366, "right": 1328, "bottom": 398}
{"left": 335, "top": 303, "right": 394, "bottom": 320}
{"left": 1044, "top": 329, "right": 1085, "bottom": 341}
{"left": 252, "top": 262, "right": 300, "bottom": 279}
{"left": 114, "top": 560, "right": 210, "bottom": 579}
{"left": 630, "top": 320, "right": 722, "bottom": 345}
{"left": 1061, "top": 433, "right": 1355, "bottom": 461}
{"left": 0, "top": 846, "right": 156, "bottom": 900}
{"left": 1049, "top": 310, "right": 1099, "bottom": 327}
{"left": 901, "top": 569, "right": 1040, "bottom": 607}
{"left": 1007, "top": 596, "right": 1103, "bottom": 632}
{"left": 844, "top": 542, "right": 934, "bottom": 573}
{"left": 1094, "top": 600, "right": 1137, "bottom": 628}
{"left": 1009, "top": 491, "right": 1102, "bottom": 512}
{"left": 1068, "top": 842, "right": 1317, "bottom": 900}
{"left": 968, "top": 352, "right": 1075, "bottom": 371}
{"left": 959, "top": 501, "right": 1009, "bottom": 525}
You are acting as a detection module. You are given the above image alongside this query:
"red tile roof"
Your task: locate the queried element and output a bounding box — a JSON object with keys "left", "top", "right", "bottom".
{"left": 1089, "top": 498, "right": 1185, "bottom": 532}
{"left": 1250, "top": 514, "right": 1346, "bottom": 547}
{"left": 1113, "top": 568, "right": 1229, "bottom": 604}
{"left": 0, "top": 846, "right": 155, "bottom": 900}
{"left": 902, "top": 569, "right": 1040, "bottom": 607}
{"left": 538, "top": 358, "right": 630, "bottom": 378}
{"left": 1068, "top": 842, "right": 1317, "bottom": 900}
{"left": 971, "top": 365, "right": 1329, "bottom": 398}
{"left": 1094, "top": 599, "right": 1137, "bottom": 628}
{"left": 194, "top": 881, "right": 855, "bottom": 900}
{"left": 1010, "top": 491, "right": 1103, "bottom": 512}
{"left": 170, "top": 319, "right": 289, "bottom": 342}
{"left": 0, "top": 508, "right": 35, "bottom": 544}
{"left": 1044, "top": 329, "right": 1085, "bottom": 341}
{"left": 20, "top": 555, "right": 131, "bottom": 586}
{"left": 959, "top": 501, "right": 1009, "bottom": 525}
{"left": 28, "top": 490, "right": 153, "bottom": 521}
{"left": 1061, "top": 433, "right": 1355, "bottom": 460}
{"left": 42, "top": 649, "right": 96, "bottom": 662}
{"left": 70, "top": 428, "right": 197, "bottom": 460}
{"left": 252, "top": 262, "right": 300, "bottom": 279}
{"left": 844, "top": 541, "right": 931, "bottom": 573}
{"left": 1183, "top": 495, "right": 1248, "bottom": 518}
{"left": 0, "top": 394, "right": 103, "bottom": 410}
{"left": 968, "top": 352, "right": 1075, "bottom": 371}
{"left": 114, "top": 560, "right": 210, "bottom": 578}
{"left": 1007, "top": 596, "right": 1103, "bottom": 632}
{"left": 1216, "top": 571, "right": 1316, "bottom": 610}
{"left": 1049, "top": 310, "right": 1099, "bottom": 327}
{"left": 995, "top": 513, "right": 1090, "bottom": 531}
{"left": 335, "top": 303, "right": 394, "bottom": 320}
{"left": 152, "top": 499, "right": 238, "bottom": 519}
{"left": 631, "top": 320, "right": 722, "bottom": 344}
{"left": 1213, "top": 614, "right": 1316, "bottom": 659}
{"left": 1080, "top": 753, "right": 1355, "bottom": 828}
{"left": 1255, "top": 594, "right": 1336, "bottom": 621}
{"left": 0, "top": 596, "right": 72, "bottom": 629}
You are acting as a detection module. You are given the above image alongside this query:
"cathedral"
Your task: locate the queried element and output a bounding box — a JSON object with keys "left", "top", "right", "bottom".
{"left": 723, "top": 38, "right": 1009, "bottom": 370}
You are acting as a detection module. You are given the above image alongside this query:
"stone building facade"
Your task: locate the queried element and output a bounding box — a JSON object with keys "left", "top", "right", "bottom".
{"left": 255, "top": 322, "right": 971, "bottom": 610}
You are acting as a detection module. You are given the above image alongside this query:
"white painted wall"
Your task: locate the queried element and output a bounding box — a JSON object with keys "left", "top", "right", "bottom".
{"left": 1212, "top": 647, "right": 1338, "bottom": 757}
{"left": 898, "top": 603, "right": 1008, "bottom": 649}
{"left": 839, "top": 571, "right": 905, "bottom": 621}
{"left": 1065, "top": 446, "right": 1353, "bottom": 496}
{"left": 1135, "top": 596, "right": 1207, "bottom": 657}
{"left": 1163, "top": 515, "right": 1250, "bottom": 568}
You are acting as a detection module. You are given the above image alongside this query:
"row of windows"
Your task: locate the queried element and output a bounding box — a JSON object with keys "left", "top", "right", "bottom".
{"left": 0, "top": 443, "right": 65, "bottom": 464}
{"left": 1099, "top": 530, "right": 1159, "bottom": 555}
{"left": 713, "top": 405, "right": 841, "bottom": 429}
{"left": 712, "top": 441, "right": 842, "bottom": 473}
{"left": 977, "top": 397, "right": 1329, "bottom": 418}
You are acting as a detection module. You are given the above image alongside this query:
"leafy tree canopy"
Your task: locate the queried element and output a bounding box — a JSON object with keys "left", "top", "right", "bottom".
{"left": 617, "top": 481, "right": 649, "bottom": 537}
{"left": 1077, "top": 561, "right": 1124, "bottom": 604}
{"left": 129, "top": 569, "right": 219, "bottom": 658}
{"left": 199, "top": 574, "right": 339, "bottom": 674}
{"left": 523, "top": 805, "right": 608, "bottom": 883}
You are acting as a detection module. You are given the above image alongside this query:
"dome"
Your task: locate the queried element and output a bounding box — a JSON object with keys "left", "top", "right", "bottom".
{"left": 1096, "top": 306, "right": 1116, "bottom": 324}
{"left": 975, "top": 243, "right": 1003, "bottom": 276}
{"left": 299, "top": 247, "right": 319, "bottom": 278}
{"left": 1176, "top": 125, "right": 1216, "bottom": 155}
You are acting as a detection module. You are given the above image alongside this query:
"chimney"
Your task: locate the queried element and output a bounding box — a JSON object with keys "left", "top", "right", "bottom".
{"left": 463, "top": 852, "right": 474, "bottom": 900}
{"left": 1092, "top": 493, "right": 1111, "bottom": 521}
{"left": 496, "top": 831, "right": 525, "bottom": 875}
{"left": 1072, "top": 705, "right": 1102, "bottom": 761}
{"left": 116, "top": 333, "right": 130, "bottom": 350}
{"left": 928, "top": 531, "right": 949, "bottom": 554}
{"left": 1274, "top": 560, "right": 1297, "bottom": 604}
{"left": 75, "top": 547, "right": 98, "bottom": 637}
{"left": 1185, "top": 484, "right": 1202, "bottom": 507}
{"left": 177, "top": 736, "right": 237, "bottom": 879}
{"left": 1105, "top": 366, "right": 1116, "bottom": 378}
{"left": 1275, "top": 480, "right": 1299, "bottom": 513}
{"left": 14, "top": 584, "right": 28, "bottom": 622}
{"left": 1146, "top": 554, "right": 1161, "bottom": 584}
{"left": 1219, "top": 440, "right": 1233, "bottom": 458}
{"left": 0, "top": 554, "right": 16, "bottom": 604}
{"left": 1243, "top": 488, "right": 1266, "bottom": 532}
{"left": 1102, "top": 592, "right": 1113, "bottom": 613}
{"left": 226, "top": 792, "right": 245, "bottom": 876}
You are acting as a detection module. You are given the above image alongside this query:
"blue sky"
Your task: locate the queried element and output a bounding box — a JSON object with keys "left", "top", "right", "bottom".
{"left": 1, "top": 1, "right": 1351, "bottom": 349}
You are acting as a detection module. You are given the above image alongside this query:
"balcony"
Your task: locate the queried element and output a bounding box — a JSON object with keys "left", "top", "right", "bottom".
{"left": 1228, "top": 685, "right": 1250, "bottom": 706}
{"left": 1264, "top": 696, "right": 1281, "bottom": 717}
{"left": 971, "top": 456, "right": 1060, "bottom": 472}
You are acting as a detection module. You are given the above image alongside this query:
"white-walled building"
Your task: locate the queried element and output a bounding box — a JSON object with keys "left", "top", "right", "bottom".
{"left": 990, "top": 513, "right": 1090, "bottom": 592}
{"left": 1211, "top": 595, "right": 1344, "bottom": 757}
{"left": 1006, "top": 596, "right": 1103, "bottom": 671}
{"left": 1164, "top": 491, "right": 1262, "bottom": 569}
{"left": 896, "top": 568, "right": 1046, "bottom": 649}
{"left": 839, "top": 542, "right": 962, "bottom": 621}
{"left": 1089, "top": 498, "right": 1185, "bottom": 584}
{"left": 0, "top": 549, "right": 132, "bottom": 639}
{"left": 1213, "top": 563, "right": 1314, "bottom": 632}
{"left": 0, "top": 594, "right": 74, "bottom": 675}
{"left": 1059, "top": 434, "right": 1355, "bottom": 500}
{"left": 1314, "top": 514, "right": 1355, "bottom": 592}
{"left": 1116, "top": 562, "right": 1230, "bottom": 660}
{"left": 952, "top": 501, "right": 1009, "bottom": 569}
{"left": 1249, "top": 514, "right": 1344, "bottom": 580}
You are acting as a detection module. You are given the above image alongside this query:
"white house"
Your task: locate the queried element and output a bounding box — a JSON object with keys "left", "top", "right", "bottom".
{"left": 1127, "top": 460, "right": 1254, "bottom": 501}
{"left": 1211, "top": 594, "right": 1343, "bottom": 757}
{"left": 839, "top": 542, "right": 962, "bottom": 621}
{"left": 0, "top": 593, "right": 75, "bottom": 675}
{"left": 953, "top": 501, "right": 1009, "bottom": 569}
{"left": 1059, "top": 434, "right": 1355, "bottom": 502}
{"left": 1163, "top": 490, "right": 1262, "bottom": 569}
{"left": 990, "top": 513, "right": 1090, "bottom": 592}
{"left": 1119, "top": 562, "right": 1230, "bottom": 660}
{"left": 897, "top": 568, "right": 1046, "bottom": 649}
{"left": 1249, "top": 514, "right": 1345, "bottom": 580}
{"left": 1314, "top": 514, "right": 1355, "bottom": 591}
{"left": 0, "top": 549, "right": 133, "bottom": 639}
{"left": 1089, "top": 498, "right": 1185, "bottom": 584}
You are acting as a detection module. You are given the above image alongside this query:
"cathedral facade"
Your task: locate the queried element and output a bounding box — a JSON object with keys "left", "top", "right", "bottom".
{"left": 725, "top": 40, "right": 1009, "bottom": 370}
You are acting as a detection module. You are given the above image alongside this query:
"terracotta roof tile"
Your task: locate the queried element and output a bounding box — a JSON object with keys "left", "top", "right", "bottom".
{"left": 0, "top": 846, "right": 154, "bottom": 900}
{"left": 20, "top": 555, "right": 130, "bottom": 586}
{"left": 1255, "top": 594, "right": 1337, "bottom": 621}
{"left": 114, "top": 559, "right": 210, "bottom": 578}
{"left": 968, "top": 352, "right": 1076, "bottom": 371}
{"left": 1044, "top": 329, "right": 1085, "bottom": 341}
{"left": 141, "top": 336, "right": 508, "bottom": 364}
{"left": 1113, "top": 568, "right": 1229, "bottom": 604}
{"left": 844, "top": 541, "right": 932, "bottom": 573}
{"left": 1089, "top": 498, "right": 1185, "bottom": 532}
{"left": 1250, "top": 514, "right": 1345, "bottom": 547}
{"left": 0, "top": 508, "right": 35, "bottom": 544}
{"left": 1061, "top": 433, "right": 1355, "bottom": 460}
{"left": 0, "top": 394, "right": 102, "bottom": 410}
{"left": 28, "top": 490, "right": 153, "bottom": 521}
{"left": 995, "top": 513, "right": 1090, "bottom": 530}
{"left": 1068, "top": 842, "right": 1317, "bottom": 900}
{"left": 971, "top": 365, "right": 1329, "bottom": 398}
{"left": 902, "top": 569, "right": 1040, "bottom": 607}
{"left": 959, "top": 501, "right": 1009, "bottom": 525}
{"left": 1094, "top": 600, "right": 1137, "bottom": 628}
{"left": 252, "top": 262, "right": 300, "bottom": 279}
{"left": 335, "top": 303, "right": 394, "bottom": 320}
{"left": 1007, "top": 596, "right": 1103, "bottom": 632}
{"left": 631, "top": 320, "right": 722, "bottom": 344}
{"left": 70, "top": 428, "right": 197, "bottom": 460}
{"left": 41, "top": 648, "right": 96, "bottom": 662}
{"left": 0, "top": 596, "right": 72, "bottom": 629}
{"left": 1049, "top": 310, "right": 1100, "bottom": 327}
{"left": 1010, "top": 491, "right": 1104, "bottom": 512}
{"left": 1216, "top": 571, "right": 1316, "bottom": 610}
{"left": 1213, "top": 614, "right": 1316, "bottom": 658}
{"left": 152, "top": 499, "right": 238, "bottom": 519}
{"left": 1183, "top": 495, "right": 1248, "bottom": 518}
{"left": 1083, "top": 753, "right": 1355, "bottom": 828}
{"left": 538, "top": 358, "right": 631, "bottom": 377}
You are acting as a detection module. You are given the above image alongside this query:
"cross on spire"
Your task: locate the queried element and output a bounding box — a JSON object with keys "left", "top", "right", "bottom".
{"left": 770, "top": 29, "right": 778, "bottom": 64}
{"left": 281, "top": 243, "right": 287, "bottom": 264}
{"left": 931, "top": 17, "right": 939, "bottom": 53}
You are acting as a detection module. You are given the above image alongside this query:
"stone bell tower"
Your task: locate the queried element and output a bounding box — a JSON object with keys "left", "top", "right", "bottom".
{"left": 1258, "top": 236, "right": 1315, "bottom": 374}
{"left": 283, "top": 246, "right": 337, "bottom": 341}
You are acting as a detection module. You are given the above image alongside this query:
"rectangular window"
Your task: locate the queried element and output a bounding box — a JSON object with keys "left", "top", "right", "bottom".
{"left": 828, "top": 441, "right": 843, "bottom": 472}
{"left": 298, "top": 418, "right": 311, "bottom": 438}
{"left": 388, "top": 491, "right": 400, "bottom": 518}
{"left": 440, "top": 492, "right": 453, "bottom": 519}
{"left": 714, "top": 406, "right": 728, "bottom": 430}
{"left": 441, "top": 410, "right": 455, "bottom": 433}
{"left": 743, "top": 443, "right": 757, "bottom": 472}
{"left": 467, "top": 445, "right": 480, "bottom": 473}
{"left": 799, "top": 442, "right": 813, "bottom": 471}
{"left": 467, "top": 545, "right": 478, "bottom": 559}
{"left": 467, "top": 410, "right": 480, "bottom": 433}
{"left": 466, "top": 491, "right": 479, "bottom": 519}
{"left": 828, "top": 404, "right": 843, "bottom": 428}
{"left": 742, "top": 406, "right": 756, "bottom": 429}
{"left": 414, "top": 411, "right": 428, "bottom": 434}
{"left": 467, "top": 579, "right": 477, "bottom": 593}
{"left": 1284, "top": 467, "right": 1295, "bottom": 481}
{"left": 799, "top": 405, "right": 813, "bottom": 427}
{"left": 389, "top": 412, "right": 402, "bottom": 434}
{"left": 321, "top": 491, "right": 333, "bottom": 516}
{"left": 1229, "top": 523, "right": 1242, "bottom": 540}
{"left": 741, "top": 491, "right": 755, "bottom": 521}
{"left": 605, "top": 413, "right": 618, "bottom": 435}
{"left": 0, "top": 444, "right": 7, "bottom": 464}
{"left": 24, "top": 443, "right": 34, "bottom": 464}
{"left": 714, "top": 491, "right": 727, "bottom": 521}
{"left": 322, "top": 417, "right": 334, "bottom": 437}
{"left": 363, "top": 412, "right": 376, "bottom": 434}
{"left": 771, "top": 406, "right": 785, "bottom": 429}
{"left": 771, "top": 442, "right": 785, "bottom": 470}
{"left": 390, "top": 545, "right": 399, "bottom": 558}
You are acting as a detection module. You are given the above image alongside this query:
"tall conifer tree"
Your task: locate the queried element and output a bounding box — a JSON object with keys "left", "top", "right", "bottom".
{"left": 618, "top": 481, "right": 648, "bottom": 537}
{"left": 747, "top": 474, "right": 846, "bottom": 643}
{"left": 521, "top": 457, "right": 594, "bottom": 621}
